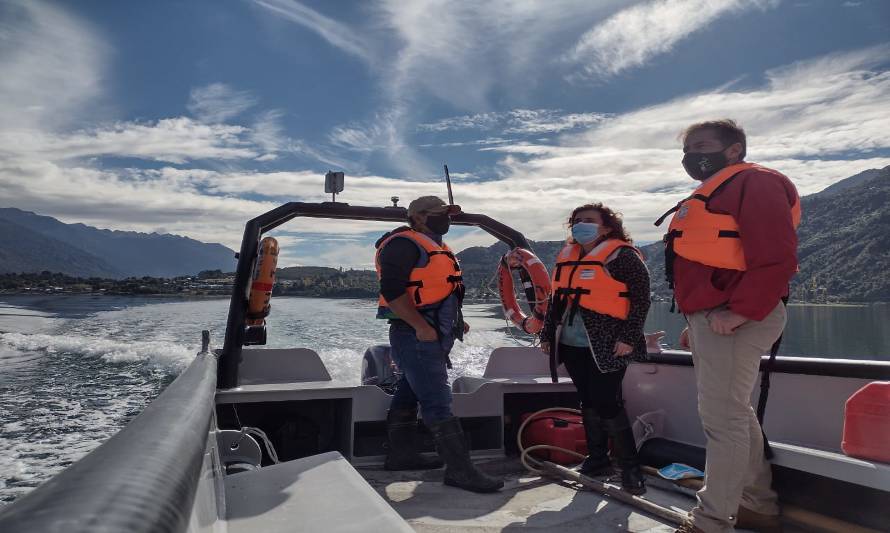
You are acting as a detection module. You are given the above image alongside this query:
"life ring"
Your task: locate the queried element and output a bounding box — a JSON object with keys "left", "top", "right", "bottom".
{"left": 247, "top": 236, "right": 279, "bottom": 326}
{"left": 497, "top": 248, "right": 550, "bottom": 334}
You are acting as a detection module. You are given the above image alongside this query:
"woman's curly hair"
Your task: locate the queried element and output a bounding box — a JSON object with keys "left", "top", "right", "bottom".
{"left": 567, "top": 202, "right": 633, "bottom": 244}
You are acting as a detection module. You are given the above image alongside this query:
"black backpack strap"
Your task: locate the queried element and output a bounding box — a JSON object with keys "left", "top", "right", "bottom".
{"left": 755, "top": 297, "right": 788, "bottom": 460}
{"left": 549, "top": 330, "right": 560, "bottom": 383}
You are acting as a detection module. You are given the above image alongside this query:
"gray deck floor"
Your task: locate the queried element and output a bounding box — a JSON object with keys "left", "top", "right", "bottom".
{"left": 360, "top": 458, "right": 696, "bottom": 532}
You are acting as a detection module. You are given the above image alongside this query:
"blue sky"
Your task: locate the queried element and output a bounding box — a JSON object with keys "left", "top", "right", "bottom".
{"left": 1, "top": 0, "right": 889, "bottom": 267}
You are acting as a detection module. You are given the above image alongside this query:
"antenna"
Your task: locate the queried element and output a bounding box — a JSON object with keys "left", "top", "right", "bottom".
{"left": 443, "top": 164, "right": 454, "bottom": 205}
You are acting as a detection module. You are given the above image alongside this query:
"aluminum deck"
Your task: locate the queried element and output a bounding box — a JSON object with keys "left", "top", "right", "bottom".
{"left": 360, "top": 458, "right": 809, "bottom": 533}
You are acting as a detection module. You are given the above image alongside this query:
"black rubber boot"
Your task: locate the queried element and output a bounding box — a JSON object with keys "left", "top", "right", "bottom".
{"left": 602, "top": 410, "right": 646, "bottom": 495}
{"left": 579, "top": 407, "right": 612, "bottom": 476}
{"left": 384, "top": 408, "right": 444, "bottom": 471}
{"left": 429, "top": 417, "right": 504, "bottom": 493}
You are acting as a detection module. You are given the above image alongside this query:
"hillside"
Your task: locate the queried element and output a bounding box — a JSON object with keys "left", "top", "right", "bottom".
{"left": 457, "top": 166, "right": 890, "bottom": 303}
{"left": 0, "top": 218, "right": 122, "bottom": 278}
{"left": 0, "top": 208, "right": 236, "bottom": 278}
{"left": 457, "top": 239, "right": 563, "bottom": 297}
{"left": 275, "top": 266, "right": 378, "bottom": 298}
{"left": 792, "top": 166, "right": 890, "bottom": 302}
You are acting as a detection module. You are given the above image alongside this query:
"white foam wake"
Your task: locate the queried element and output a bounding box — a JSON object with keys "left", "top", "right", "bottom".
{"left": 0, "top": 332, "right": 195, "bottom": 373}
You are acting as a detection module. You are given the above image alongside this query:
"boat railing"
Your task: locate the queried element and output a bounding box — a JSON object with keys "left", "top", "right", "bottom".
{"left": 0, "top": 344, "right": 218, "bottom": 533}
{"left": 649, "top": 350, "right": 890, "bottom": 379}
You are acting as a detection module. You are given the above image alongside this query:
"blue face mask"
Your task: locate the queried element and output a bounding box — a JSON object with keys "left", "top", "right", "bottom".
{"left": 571, "top": 222, "right": 600, "bottom": 244}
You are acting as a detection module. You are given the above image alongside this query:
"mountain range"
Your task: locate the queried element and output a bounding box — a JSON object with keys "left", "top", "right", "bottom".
{"left": 2, "top": 165, "right": 887, "bottom": 302}
{"left": 0, "top": 208, "right": 236, "bottom": 278}
{"left": 456, "top": 166, "right": 890, "bottom": 303}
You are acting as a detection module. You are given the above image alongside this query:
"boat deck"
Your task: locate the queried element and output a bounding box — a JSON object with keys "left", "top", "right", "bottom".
{"left": 361, "top": 458, "right": 755, "bottom": 533}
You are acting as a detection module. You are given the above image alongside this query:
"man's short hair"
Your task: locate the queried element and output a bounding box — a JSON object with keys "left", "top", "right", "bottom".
{"left": 682, "top": 119, "right": 747, "bottom": 160}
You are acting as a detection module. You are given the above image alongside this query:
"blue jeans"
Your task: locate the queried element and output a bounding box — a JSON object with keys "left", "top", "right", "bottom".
{"left": 388, "top": 323, "right": 454, "bottom": 425}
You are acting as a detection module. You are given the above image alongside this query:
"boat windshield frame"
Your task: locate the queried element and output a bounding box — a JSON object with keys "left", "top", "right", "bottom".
{"left": 217, "top": 201, "right": 532, "bottom": 389}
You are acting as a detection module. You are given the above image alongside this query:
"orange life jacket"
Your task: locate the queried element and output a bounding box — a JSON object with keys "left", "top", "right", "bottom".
{"left": 551, "top": 239, "right": 639, "bottom": 320}
{"left": 657, "top": 163, "right": 801, "bottom": 272}
{"left": 374, "top": 229, "right": 463, "bottom": 311}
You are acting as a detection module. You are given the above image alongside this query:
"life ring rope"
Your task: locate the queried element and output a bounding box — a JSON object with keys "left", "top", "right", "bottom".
{"left": 497, "top": 248, "right": 551, "bottom": 334}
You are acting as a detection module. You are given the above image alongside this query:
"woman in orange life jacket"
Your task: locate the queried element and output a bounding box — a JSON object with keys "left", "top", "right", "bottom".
{"left": 540, "top": 203, "right": 650, "bottom": 495}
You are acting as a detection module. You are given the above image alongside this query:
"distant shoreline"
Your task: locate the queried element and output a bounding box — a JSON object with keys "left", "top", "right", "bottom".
{"left": 1, "top": 291, "right": 884, "bottom": 307}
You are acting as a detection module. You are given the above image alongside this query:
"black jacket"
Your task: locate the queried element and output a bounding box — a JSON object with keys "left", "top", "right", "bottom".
{"left": 541, "top": 247, "right": 651, "bottom": 373}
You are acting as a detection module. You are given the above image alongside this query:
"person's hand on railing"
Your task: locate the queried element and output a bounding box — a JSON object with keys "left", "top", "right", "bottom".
{"left": 645, "top": 331, "right": 666, "bottom": 353}
{"left": 678, "top": 328, "right": 690, "bottom": 350}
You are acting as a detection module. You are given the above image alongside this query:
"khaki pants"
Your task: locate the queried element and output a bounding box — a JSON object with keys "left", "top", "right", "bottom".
{"left": 687, "top": 303, "right": 785, "bottom": 532}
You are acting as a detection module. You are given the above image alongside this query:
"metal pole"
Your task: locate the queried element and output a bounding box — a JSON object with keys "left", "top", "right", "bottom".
{"left": 539, "top": 461, "right": 687, "bottom": 526}
{"left": 444, "top": 164, "right": 454, "bottom": 205}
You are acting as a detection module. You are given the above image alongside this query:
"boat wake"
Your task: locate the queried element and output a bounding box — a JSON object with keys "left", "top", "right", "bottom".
{"left": 0, "top": 331, "right": 194, "bottom": 374}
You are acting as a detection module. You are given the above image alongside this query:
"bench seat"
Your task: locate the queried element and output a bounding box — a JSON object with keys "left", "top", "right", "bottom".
{"left": 225, "top": 451, "right": 412, "bottom": 533}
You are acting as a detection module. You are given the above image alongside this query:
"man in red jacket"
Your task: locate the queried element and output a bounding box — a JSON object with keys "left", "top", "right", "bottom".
{"left": 662, "top": 120, "right": 800, "bottom": 533}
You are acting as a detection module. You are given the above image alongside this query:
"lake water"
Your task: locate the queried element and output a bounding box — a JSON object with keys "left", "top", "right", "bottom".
{"left": 1, "top": 294, "right": 887, "bottom": 504}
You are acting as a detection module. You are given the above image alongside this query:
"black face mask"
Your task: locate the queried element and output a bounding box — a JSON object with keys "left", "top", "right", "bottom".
{"left": 682, "top": 150, "right": 728, "bottom": 181}
{"left": 425, "top": 213, "right": 451, "bottom": 236}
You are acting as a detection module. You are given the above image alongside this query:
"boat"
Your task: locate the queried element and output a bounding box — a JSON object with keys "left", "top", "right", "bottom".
{"left": 1, "top": 179, "right": 888, "bottom": 532}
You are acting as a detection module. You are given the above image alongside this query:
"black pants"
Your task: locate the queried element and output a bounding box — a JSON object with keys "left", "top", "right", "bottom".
{"left": 559, "top": 343, "right": 626, "bottom": 419}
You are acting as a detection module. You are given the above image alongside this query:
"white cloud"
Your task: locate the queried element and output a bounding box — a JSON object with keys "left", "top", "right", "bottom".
{"left": 363, "top": 1, "right": 625, "bottom": 174}
{"left": 0, "top": 0, "right": 107, "bottom": 131}
{"left": 6, "top": 45, "right": 888, "bottom": 254}
{"left": 418, "top": 109, "right": 609, "bottom": 135}
{"left": 0, "top": 118, "right": 258, "bottom": 164}
{"left": 2, "top": 4, "right": 887, "bottom": 270}
{"left": 187, "top": 83, "right": 258, "bottom": 123}
{"left": 250, "top": 109, "right": 287, "bottom": 159}
{"left": 328, "top": 107, "right": 430, "bottom": 176}
{"left": 567, "top": 0, "right": 778, "bottom": 78}
{"left": 417, "top": 112, "right": 503, "bottom": 132}
{"left": 252, "top": 0, "right": 372, "bottom": 63}
{"left": 329, "top": 123, "right": 391, "bottom": 153}
{"left": 502, "top": 109, "right": 610, "bottom": 134}
{"left": 480, "top": 45, "right": 890, "bottom": 241}
{"left": 378, "top": 1, "right": 623, "bottom": 110}
{"left": 417, "top": 138, "right": 515, "bottom": 149}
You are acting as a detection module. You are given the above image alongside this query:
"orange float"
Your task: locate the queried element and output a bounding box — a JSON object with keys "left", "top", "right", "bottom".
{"left": 246, "top": 236, "right": 279, "bottom": 326}
{"left": 842, "top": 381, "right": 890, "bottom": 463}
{"left": 497, "top": 248, "right": 551, "bottom": 334}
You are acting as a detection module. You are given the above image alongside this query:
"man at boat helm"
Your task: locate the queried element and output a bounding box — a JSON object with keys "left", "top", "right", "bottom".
{"left": 660, "top": 120, "right": 800, "bottom": 533}
{"left": 373, "top": 195, "right": 504, "bottom": 493}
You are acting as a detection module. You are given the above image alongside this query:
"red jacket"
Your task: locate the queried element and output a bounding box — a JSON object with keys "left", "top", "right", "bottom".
{"left": 673, "top": 165, "right": 799, "bottom": 321}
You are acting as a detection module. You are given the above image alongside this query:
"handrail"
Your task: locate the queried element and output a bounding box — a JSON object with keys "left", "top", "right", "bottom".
{"left": 0, "top": 349, "right": 218, "bottom": 533}
{"left": 646, "top": 350, "right": 890, "bottom": 380}
{"left": 217, "top": 201, "right": 532, "bottom": 389}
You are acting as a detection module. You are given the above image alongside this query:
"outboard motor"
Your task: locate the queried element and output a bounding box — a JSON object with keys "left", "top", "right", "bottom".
{"left": 361, "top": 345, "right": 400, "bottom": 394}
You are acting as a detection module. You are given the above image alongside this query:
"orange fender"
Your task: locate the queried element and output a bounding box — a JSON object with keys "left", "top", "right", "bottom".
{"left": 247, "top": 237, "right": 279, "bottom": 326}
{"left": 498, "top": 248, "right": 550, "bottom": 334}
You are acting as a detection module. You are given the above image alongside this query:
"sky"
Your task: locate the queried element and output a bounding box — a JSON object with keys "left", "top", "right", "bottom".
{"left": 1, "top": 0, "right": 889, "bottom": 268}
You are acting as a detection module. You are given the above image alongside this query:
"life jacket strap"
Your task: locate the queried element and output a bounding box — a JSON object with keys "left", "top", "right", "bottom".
{"left": 405, "top": 280, "right": 424, "bottom": 304}
{"left": 553, "top": 260, "right": 603, "bottom": 282}
{"left": 428, "top": 250, "right": 461, "bottom": 273}
{"left": 554, "top": 287, "right": 591, "bottom": 326}
{"left": 654, "top": 202, "right": 681, "bottom": 227}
